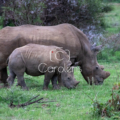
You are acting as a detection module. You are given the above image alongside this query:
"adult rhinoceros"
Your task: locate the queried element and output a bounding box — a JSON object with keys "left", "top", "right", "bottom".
{"left": 0, "top": 23, "right": 110, "bottom": 85}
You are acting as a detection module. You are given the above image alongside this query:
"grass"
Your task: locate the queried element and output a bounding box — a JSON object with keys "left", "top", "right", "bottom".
{"left": 0, "top": 62, "right": 120, "bottom": 120}
{"left": 104, "top": 3, "right": 120, "bottom": 36}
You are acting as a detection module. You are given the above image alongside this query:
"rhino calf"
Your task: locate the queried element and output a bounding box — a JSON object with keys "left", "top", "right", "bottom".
{"left": 7, "top": 44, "right": 79, "bottom": 90}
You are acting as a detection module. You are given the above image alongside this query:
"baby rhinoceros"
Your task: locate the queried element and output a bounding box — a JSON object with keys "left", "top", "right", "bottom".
{"left": 7, "top": 44, "right": 79, "bottom": 90}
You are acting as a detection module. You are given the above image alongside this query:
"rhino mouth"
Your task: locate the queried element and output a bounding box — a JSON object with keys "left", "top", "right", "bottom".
{"left": 63, "top": 81, "right": 80, "bottom": 89}
{"left": 64, "top": 84, "right": 76, "bottom": 89}
{"left": 95, "top": 71, "right": 110, "bottom": 85}
{"left": 96, "top": 79, "right": 103, "bottom": 85}
{"left": 64, "top": 83, "right": 77, "bottom": 89}
{"left": 95, "top": 76, "right": 104, "bottom": 85}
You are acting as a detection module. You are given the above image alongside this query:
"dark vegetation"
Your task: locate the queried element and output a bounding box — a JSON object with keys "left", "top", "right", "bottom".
{"left": 103, "top": 0, "right": 120, "bottom": 3}
{"left": 101, "top": 3, "right": 113, "bottom": 12}
{"left": 0, "top": 0, "right": 110, "bottom": 27}
{"left": 92, "top": 84, "right": 120, "bottom": 119}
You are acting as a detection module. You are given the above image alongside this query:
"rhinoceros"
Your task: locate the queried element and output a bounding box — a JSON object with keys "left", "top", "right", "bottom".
{"left": 7, "top": 44, "right": 79, "bottom": 89}
{"left": 0, "top": 23, "right": 110, "bottom": 85}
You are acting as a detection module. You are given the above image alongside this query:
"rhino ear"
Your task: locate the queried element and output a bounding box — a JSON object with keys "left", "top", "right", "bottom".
{"left": 92, "top": 43, "right": 97, "bottom": 47}
{"left": 91, "top": 45, "right": 102, "bottom": 53}
{"left": 68, "top": 61, "right": 72, "bottom": 66}
{"left": 64, "top": 61, "right": 72, "bottom": 69}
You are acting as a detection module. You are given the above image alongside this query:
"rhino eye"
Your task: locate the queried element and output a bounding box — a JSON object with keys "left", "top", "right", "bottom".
{"left": 96, "top": 66, "right": 99, "bottom": 70}
{"left": 68, "top": 77, "right": 70, "bottom": 80}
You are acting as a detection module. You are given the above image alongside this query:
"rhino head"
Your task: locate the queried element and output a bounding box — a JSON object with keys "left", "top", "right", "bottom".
{"left": 81, "top": 65, "right": 110, "bottom": 85}
{"left": 59, "top": 52, "right": 80, "bottom": 89}
{"left": 61, "top": 67, "right": 80, "bottom": 89}
{"left": 75, "top": 43, "right": 110, "bottom": 85}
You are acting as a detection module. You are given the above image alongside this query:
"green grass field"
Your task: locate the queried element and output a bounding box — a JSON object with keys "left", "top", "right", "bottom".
{"left": 0, "top": 62, "right": 120, "bottom": 120}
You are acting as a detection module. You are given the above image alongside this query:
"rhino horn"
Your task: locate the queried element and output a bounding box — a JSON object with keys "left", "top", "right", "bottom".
{"left": 74, "top": 81, "right": 80, "bottom": 87}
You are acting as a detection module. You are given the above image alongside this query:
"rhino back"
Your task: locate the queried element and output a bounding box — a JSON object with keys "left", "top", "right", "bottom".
{"left": 0, "top": 23, "right": 89, "bottom": 67}
{"left": 10, "top": 44, "right": 64, "bottom": 76}
{"left": 1, "top": 24, "right": 80, "bottom": 54}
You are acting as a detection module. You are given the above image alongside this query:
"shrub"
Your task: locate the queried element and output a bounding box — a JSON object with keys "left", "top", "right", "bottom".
{"left": 46, "top": 0, "right": 102, "bottom": 27}
{"left": 115, "top": 51, "right": 120, "bottom": 60}
{"left": 97, "top": 48, "right": 115, "bottom": 61}
{"left": 1, "top": 0, "right": 105, "bottom": 27}
{"left": 0, "top": 16, "right": 3, "bottom": 29}
{"left": 97, "top": 33, "right": 120, "bottom": 61}
{"left": 97, "top": 50, "right": 109, "bottom": 61}
{"left": 103, "top": 0, "right": 120, "bottom": 3}
{"left": 102, "top": 3, "right": 114, "bottom": 12}
{"left": 92, "top": 101, "right": 113, "bottom": 117}
{"left": 2, "top": 0, "right": 45, "bottom": 26}
{"left": 92, "top": 88, "right": 120, "bottom": 118}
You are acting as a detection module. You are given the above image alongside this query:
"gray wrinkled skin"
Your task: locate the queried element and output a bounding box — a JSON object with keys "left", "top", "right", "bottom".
{"left": 7, "top": 44, "right": 80, "bottom": 90}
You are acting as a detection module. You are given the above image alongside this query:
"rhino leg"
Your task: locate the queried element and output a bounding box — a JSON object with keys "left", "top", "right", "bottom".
{"left": 43, "top": 72, "right": 55, "bottom": 90}
{"left": 7, "top": 70, "right": 16, "bottom": 86}
{"left": 58, "top": 75, "right": 64, "bottom": 87}
{"left": 51, "top": 75, "right": 60, "bottom": 90}
{"left": 15, "top": 68, "right": 27, "bottom": 90}
{"left": 1, "top": 67, "right": 8, "bottom": 86}
{"left": 17, "top": 75, "right": 28, "bottom": 90}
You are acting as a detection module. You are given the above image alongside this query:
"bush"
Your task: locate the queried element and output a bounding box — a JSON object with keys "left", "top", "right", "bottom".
{"left": 97, "top": 49, "right": 120, "bottom": 61}
{"left": 47, "top": 0, "right": 104, "bottom": 27}
{"left": 97, "top": 50, "right": 109, "bottom": 61}
{"left": 1, "top": 0, "right": 105, "bottom": 27}
{"left": 97, "top": 33, "right": 120, "bottom": 61}
{"left": 92, "top": 86, "right": 120, "bottom": 118}
{"left": 115, "top": 51, "right": 120, "bottom": 60}
{"left": 103, "top": 0, "right": 120, "bottom": 3}
{"left": 92, "top": 101, "right": 112, "bottom": 117}
{"left": 102, "top": 3, "right": 114, "bottom": 12}
{"left": 0, "top": 16, "right": 3, "bottom": 29}
{"left": 2, "top": 0, "right": 45, "bottom": 26}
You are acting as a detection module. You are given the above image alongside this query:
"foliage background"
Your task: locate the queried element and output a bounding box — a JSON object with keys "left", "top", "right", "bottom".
{"left": 0, "top": 0, "right": 104, "bottom": 27}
